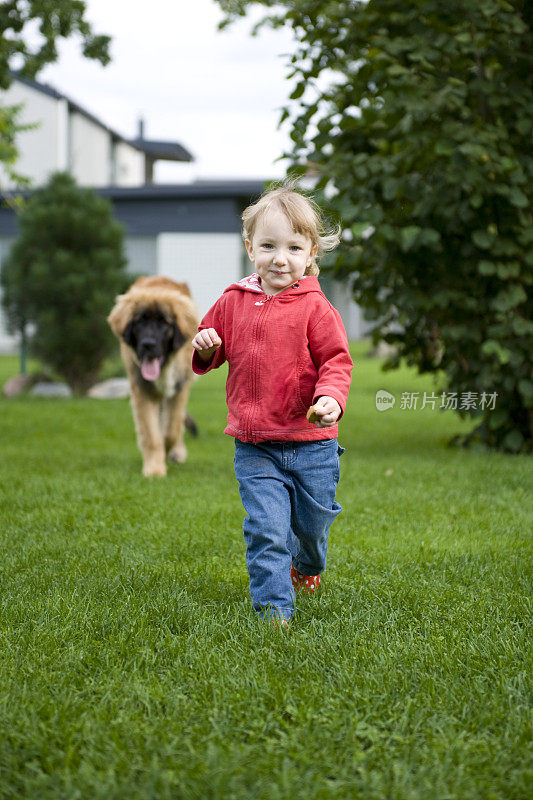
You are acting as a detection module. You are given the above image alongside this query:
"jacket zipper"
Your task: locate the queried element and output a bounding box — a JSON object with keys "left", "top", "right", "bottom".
{"left": 246, "top": 294, "right": 273, "bottom": 441}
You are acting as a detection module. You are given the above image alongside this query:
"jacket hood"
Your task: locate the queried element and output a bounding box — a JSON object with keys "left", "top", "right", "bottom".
{"left": 224, "top": 273, "right": 323, "bottom": 297}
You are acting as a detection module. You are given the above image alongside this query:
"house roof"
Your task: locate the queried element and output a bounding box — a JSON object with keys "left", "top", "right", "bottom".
{"left": 9, "top": 72, "right": 193, "bottom": 162}
{"left": 0, "top": 179, "right": 268, "bottom": 236}
{"left": 130, "top": 138, "right": 193, "bottom": 162}
{"left": 97, "top": 179, "right": 266, "bottom": 200}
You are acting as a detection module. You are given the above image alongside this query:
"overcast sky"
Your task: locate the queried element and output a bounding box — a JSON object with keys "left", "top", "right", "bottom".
{"left": 37, "top": 0, "right": 297, "bottom": 182}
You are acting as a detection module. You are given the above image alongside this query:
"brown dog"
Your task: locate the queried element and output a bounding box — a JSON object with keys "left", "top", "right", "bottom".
{"left": 108, "top": 276, "right": 199, "bottom": 476}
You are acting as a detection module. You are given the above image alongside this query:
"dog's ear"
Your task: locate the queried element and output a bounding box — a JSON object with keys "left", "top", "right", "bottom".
{"left": 171, "top": 323, "right": 186, "bottom": 352}
{"left": 123, "top": 319, "right": 136, "bottom": 347}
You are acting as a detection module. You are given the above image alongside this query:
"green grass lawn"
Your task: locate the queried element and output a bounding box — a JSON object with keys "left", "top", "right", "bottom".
{"left": 0, "top": 344, "right": 531, "bottom": 800}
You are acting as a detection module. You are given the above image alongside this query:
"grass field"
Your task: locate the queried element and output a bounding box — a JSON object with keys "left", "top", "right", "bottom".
{"left": 0, "top": 344, "right": 531, "bottom": 800}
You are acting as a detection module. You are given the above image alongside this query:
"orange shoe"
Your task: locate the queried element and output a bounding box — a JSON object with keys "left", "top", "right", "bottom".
{"left": 290, "top": 565, "right": 321, "bottom": 594}
{"left": 272, "top": 618, "right": 291, "bottom": 631}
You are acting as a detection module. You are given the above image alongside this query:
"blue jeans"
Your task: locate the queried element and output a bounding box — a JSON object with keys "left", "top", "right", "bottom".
{"left": 234, "top": 438, "right": 344, "bottom": 620}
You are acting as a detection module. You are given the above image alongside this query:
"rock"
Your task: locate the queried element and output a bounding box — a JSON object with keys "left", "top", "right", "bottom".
{"left": 3, "top": 374, "right": 36, "bottom": 397}
{"left": 87, "top": 378, "right": 130, "bottom": 399}
{"left": 31, "top": 381, "right": 72, "bottom": 398}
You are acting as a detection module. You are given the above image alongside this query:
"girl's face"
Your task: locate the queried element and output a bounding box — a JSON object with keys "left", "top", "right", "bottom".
{"left": 245, "top": 208, "right": 318, "bottom": 296}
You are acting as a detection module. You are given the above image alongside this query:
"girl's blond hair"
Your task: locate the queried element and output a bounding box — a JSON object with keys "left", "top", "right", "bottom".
{"left": 241, "top": 182, "right": 340, "bottom": 276}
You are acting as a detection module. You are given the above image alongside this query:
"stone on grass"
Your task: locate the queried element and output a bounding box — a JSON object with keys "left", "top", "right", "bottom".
{"left": 31, "top": 381, "right": 72, "bottom": 398}
{"left": 3, "top": 374, "right": 36, "bottom": 397}
{"left": 87, "top": 378, "right": 130, "bottom": 399}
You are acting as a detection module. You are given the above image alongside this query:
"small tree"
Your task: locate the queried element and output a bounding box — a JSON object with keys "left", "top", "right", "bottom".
{"left": 1, "top": 172, "right": 128, "bottom": 394}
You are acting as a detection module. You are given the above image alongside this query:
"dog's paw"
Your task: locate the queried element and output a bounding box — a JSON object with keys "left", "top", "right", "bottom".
{"left": 142, "top": 461, "right": 167, "bottom": 477}
{"left": 168, "top": 444, "right": 187, "bottom": 464}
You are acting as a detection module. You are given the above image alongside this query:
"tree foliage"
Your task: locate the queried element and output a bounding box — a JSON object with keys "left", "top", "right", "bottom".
{"left": 0, "top": 101, "right": 31, "bottom": 189}
{"left": 0, "top": 0, "right": 111, "bottom": 185}
{"left": 0, "top": 0, "right": 111, "bottom": 88}
{"left": 1, "top": 172, "right": 128, "bottom": 393}
{"left": 217, "top": 0, "right": 533, "bottom": 453}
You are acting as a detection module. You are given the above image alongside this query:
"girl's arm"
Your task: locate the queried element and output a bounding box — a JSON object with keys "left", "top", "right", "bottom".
{"left": 191, "top": 299, "right": 227, "bottom": 374}
{"left": 308, "top": 306, "right": 353, "bottom": 418}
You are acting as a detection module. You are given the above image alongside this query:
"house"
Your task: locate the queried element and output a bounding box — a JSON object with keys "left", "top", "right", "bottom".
{"left": 0, "top": 74, "right": 369, "bottom": 352}
{"left": 0, "top": 73, "right": 193, "bottom": 189}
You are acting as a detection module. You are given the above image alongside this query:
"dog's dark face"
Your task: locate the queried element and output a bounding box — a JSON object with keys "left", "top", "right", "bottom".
{"left": 123, "top": 308, "right": 186, "bottom": 381}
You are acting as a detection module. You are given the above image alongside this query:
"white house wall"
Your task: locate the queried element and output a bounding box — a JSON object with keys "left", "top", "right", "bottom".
{"left": 69, "top": 111, "right": 111, "bottom": 186}
{"left": 0, "top": 81, "right": 66, "bottom": 187}
{"left": 124, "top": 237, "right": 158, "bottom": 277}
{"left": 157, "top": 233, "right": 243, "bottom": 317}
{"left": 115, "top": 142, "right": 144, "bottom": 187}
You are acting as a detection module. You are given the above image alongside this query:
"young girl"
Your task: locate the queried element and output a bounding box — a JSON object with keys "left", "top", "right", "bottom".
{"left": 192, "top": 185, "right": 353, "bottom": 625}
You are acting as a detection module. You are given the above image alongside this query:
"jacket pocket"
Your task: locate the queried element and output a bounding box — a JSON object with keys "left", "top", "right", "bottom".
{"left": 295, "top": 359, "right": 317, "bottom": 414}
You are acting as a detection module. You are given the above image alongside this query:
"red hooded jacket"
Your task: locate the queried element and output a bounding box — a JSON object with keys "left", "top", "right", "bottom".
{"left": 192, "top": 274, "right": 353, "bottom": 443}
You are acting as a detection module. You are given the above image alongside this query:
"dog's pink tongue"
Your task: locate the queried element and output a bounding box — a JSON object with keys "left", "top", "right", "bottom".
{"left": 141, "top": 358, "right": 161, "bottom": 381}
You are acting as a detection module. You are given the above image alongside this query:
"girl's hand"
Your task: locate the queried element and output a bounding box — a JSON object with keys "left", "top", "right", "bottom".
{"left": 311, "top": 396, "right": 341, "bottom": 427}
{"left": 192, "top": 328, "right": 222, "bottom": 361}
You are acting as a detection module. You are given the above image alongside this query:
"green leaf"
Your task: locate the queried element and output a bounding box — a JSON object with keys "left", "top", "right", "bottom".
{"left": 508, "top": 188, "right": 529, "bottom": 208}
{"left": 482, "top": 340, "right": 511, "bottom": 364}
{"left": 516, "top": 119, "right": 531, "bottom": 135}
{"left": 435, "top": 140, "right": 454, "bottom": 156}
{"left": 382, "top": 178, "right": 398, "bottom": 200}
{"left": 511, "top": 316, "right": 533, "bottom": 335}
{"left": 351, "top": 222, "right": 373, "bottom": 239}
{"left": 488, "top": 409, "right": 510, "bottom": 430}
{"left": 388, "top": 63, "right": 409, "bottom": 76}
{"left": 492, "top": 285, "right": 527, "bottom": 312}
{"left": 503, "top": 429, "right": 524, "bottom": 452}
{"left": 472, "top": 230, "right": 494, "bottom": 249}
{"left": 478, "top": 260, "right": 496, "bottom": 275}
{"left": 418, "top": 229, "right": 441, "bottom": 248}
{"left": 290, "top": 82, "right": 306, "bottom": 100}
{"left": 400, "top": 226, "right": 421, "bottom": 251}
{"left": 496, "top": 261, "right": 520, "bottom": 279}
{"left": 518, "top": 379, "right": 533, "bottom": 399}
